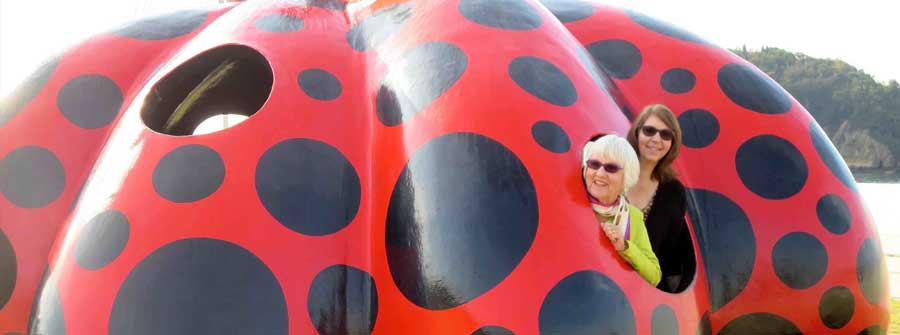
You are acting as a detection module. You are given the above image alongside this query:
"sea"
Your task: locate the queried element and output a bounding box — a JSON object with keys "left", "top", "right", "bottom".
{"left": 859, "top": 183, "right": 900, "bottom": 297}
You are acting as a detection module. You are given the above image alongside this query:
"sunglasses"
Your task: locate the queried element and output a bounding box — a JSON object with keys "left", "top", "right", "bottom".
{"left": 586, "top": 159, "right": 622, "bottom": 173}
{"left": 640, "top": 125, "right": 675, "bottom": 141}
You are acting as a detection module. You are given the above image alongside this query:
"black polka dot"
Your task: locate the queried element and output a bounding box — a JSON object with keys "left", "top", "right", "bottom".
{"left": 0, "top": 146, "right": 66, "bottom": 208}
{"left": 857, "top": 238, "right": 885, "bottom": 305}
{"left": 298, "top": 69, "right": 342, "bottom": 101}
{"left": 538, "top": 0, "right": 594, "bottom": 23}
{"left": 539, "top": 271, "right": 635, "bottom": 335}
{"left": 152, "top": 145, "right": 224, "bottom": 203}
{"left": 678, "top": 109, "right": 718, "bottom": 149}
{"left": 857, "top": 325, "right": 885, "bottom": 335}
{"left": 686, "top": 189, "right": 755, "bottom": 312}
{"left": 661, "top": 68, "right": 696, "bottom": 94}
{"left": 817, "top": 194, "right": 851, "bottom": 234}
{"left": 718, "top": 63, "right": 792, "bottom": 115}
{"left": 651, "top": 304, "right": 678, "bottom": 335}
{"left": 819, "top": 285, "right": 854, "bottom": 329}
{"left": 57, "top": 74, "right": 124, "bottom": 129}
{"left": 111, "top": 10, "right": 208, "bottom": 40}
{"left": 288, "top": 0, "right": 347, "bottom": 10}
{"left": 308, "top": 265, "right": 378, "bottom": 335}
{"left": 1, "top": 56, "right": 60, "bottom": 127}
{"left": 346, "top": 4, "right": 412, "bottom": 51}
{"left": 696, "top": 311, "right": 711, "bottom": 335}
{"left": 459, "top": 0, "right": 542, "bottom": 30}
{"left": 626, "top": 10, "right": 707, "bottom": 44}
{"left": 585, "top": 40, "right": 642, "bottom": 79}
{"left": 472, "top": 326, "right": 514, "bottom": 335}
{"left": 735, "top": 135, "right": 808, "bottom": 200}
{"left": 256, "top": 139, "right": 360, "bottom": 236}
{"left": 509, "top": 56, "right": 577, "bottom": 107}
{"left": 0, "top": 227, "right": 15, "bottom": 310}
{"left": 376, "top": 42, "right": 467, "bottom": 126}
{"left": 810, "top": 123, "right": 857, "bottom": 191}
{"left": 574, "top": 45, "right": 614, "bottom": 101}
{"left": 772, "top": 232, "right": 827, "bottom": 289}
{"left": 109, "top": 238, "right": 287, "bottom": 334}
{"left": 254, "top": 14, "right": 304, "bottom": 32}
{"left": 718, "top": 313, "right": 800, "bottom": 335}
{"left": 386, "top": 133, "right": 537, "bottom": 310}
{"left": 532, "top": 121, "right": 571, "bottom": 153}
{"left": 28, "top": 272, "right": 65, "bottom": 335}
{"left": 74, "top": 210, "right": 130, "bottom": 270}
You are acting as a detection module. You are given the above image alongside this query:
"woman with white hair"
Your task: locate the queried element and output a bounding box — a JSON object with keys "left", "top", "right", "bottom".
{"left": 583, "top": 134, "right": 661, "bottom": 286}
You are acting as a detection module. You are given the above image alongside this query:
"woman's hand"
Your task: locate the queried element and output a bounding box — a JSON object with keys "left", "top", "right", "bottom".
{"left": 602, "top": 223, "right": 627, "bottom": 251}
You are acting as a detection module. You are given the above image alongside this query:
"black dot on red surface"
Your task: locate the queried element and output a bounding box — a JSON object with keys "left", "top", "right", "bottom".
{"left": 857, "top": 237, "right": 886, "bottom": 305}
{"left": 459, "top": 0, "right": 542, "bottom": 30}
{"left": 718, "top": 313, "right": 800, "bottom": 335}
{"left": 386, "top": 133, "right": 537, "bottom": 310}
{"left": 472, "top": 326, "right": 514, "bottom": 335}
{"left": 585, "top": 40, "right": 642, "bottom": 79}
{"left": 651, "top": 304, "right": 678, "bottom": 335}
{"left": 532, "top": 121, "right": 571, "bottom": 153}
{"left": 810, "top": 122, "right": 857, "bottom": 191}
{"left": 718, "top": 63, "right": 792, "bottom": 115}
{"left": 819, "top": 285, "right": 854, "bottom": 329}
{"left": 1, "top": 56, "right": 60, "bottom": 127}
{"left": 111, "top": 10, "right": 208, "bottom": 40}
{"left": 539, "top": 270, "right": 635, "bottom": 335}
{"left": 74, "top": 210, "right": 130, "bottom": 270}
{"left": 574, "top": 45, "right": 614, "bottom": 101}
{"left": 57, "top": 74, "right": 123, "bottom": 129}
{"left": 626, "top": 10, "right": 707, "bottom": 44}
{"left": 685, "top": 188, "right": 755, "bottom": 312}
{"left": 254, "top": 14, "right": 304, "bottom": 33}
{"left": 857, "top": 325, "right": 886, "bottom": 335}
{"left": 509, "top": 56, "right": 577, "bottom": 107}
{"left": 817, "top": 194, "right": 851, "bottom": 234}
{"left": 109, "top": 238, "right": 287, "bottom": 334}
{"left": 538, "top": 0, "right": 594, "bottom": 23}
{"left": 0, "top": 227, "right": 15, "bottom": 310}
{"left": 0, "top": 146, "right": 66, "bottom": 208}
{"left": 298, "top": 69, "right": 342, "bottom": 101}
{"left": 678, "top": 109, "right": 718, "bottom": 149}
{"left": 256, "top": 138, "right": 360, "bottom": 236}
{"left": 376, "top": 42, "right": 467, "bottom": 126}
{"left": 772, "top": 232, "right": 827, "bottom": 289}
{"left": 308, "top": 265, "right": 378, "bottom": 335}
{"left": 346, "top": 4, "right": 412, "bottom": 51}
{"left": 152, "top": 144, "right": 224, "bottom": 203}
{"left": 27, "top": 272, "right": 65, "bottom": 335}
{"left": 661, "top": 68, "right": 696, "bottom": 94}
{"left": 736, "top": 135, "right": 808, "bottom": 200}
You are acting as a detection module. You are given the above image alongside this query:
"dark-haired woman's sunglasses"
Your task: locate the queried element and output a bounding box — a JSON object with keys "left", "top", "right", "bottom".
{"left": 586, "top": 160, "right": 622, "bottom": 173}
{"left": 640, "top": 125, "right": 675, "bottom": 141}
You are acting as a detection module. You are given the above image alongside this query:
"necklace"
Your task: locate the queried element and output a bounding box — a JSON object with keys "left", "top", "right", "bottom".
{"left": 641, "top": 187, "right": 657, "bottom": 221}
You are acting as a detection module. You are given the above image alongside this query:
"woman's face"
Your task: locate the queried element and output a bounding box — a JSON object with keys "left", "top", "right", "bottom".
{"left": 584, "top": 153, "right": 625, "bottom": 203}
{"left": 637, "top": 114, "right": 673, "bottom": 164}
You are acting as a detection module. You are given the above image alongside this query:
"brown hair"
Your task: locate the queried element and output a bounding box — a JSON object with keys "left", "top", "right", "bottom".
{"left": 626, "top": 104, "right": 682, "bottom": 182}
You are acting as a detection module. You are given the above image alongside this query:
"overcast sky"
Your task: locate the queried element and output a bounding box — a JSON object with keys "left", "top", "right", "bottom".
{"left": 1, "top": 0, "right": 898, "bottom": 96}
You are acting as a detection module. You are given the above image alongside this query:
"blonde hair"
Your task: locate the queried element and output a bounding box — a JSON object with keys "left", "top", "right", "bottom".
{"left": 582, "top": 134, "right": 640, "bottom": 193}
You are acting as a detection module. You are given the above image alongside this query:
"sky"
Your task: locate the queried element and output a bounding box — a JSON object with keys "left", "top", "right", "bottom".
{"left": 1, "top": 0, "right": 898, "bottom": 96}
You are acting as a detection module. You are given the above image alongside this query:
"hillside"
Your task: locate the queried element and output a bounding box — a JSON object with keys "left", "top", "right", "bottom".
{"left": 732, "top": 47, "right": 900, "bottom": 181}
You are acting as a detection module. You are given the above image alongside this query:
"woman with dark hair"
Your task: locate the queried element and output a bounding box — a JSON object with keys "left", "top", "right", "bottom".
{"left": 626, "top": 104, "right": 695, "bottom": 293}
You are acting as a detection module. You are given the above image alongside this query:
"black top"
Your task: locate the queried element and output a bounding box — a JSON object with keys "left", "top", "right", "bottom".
{"left": 644, "top": 178, "right": 695, "bottom": 292}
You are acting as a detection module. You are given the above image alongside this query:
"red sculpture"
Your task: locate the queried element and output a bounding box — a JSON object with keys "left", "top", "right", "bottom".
{"left": 0, "top": 0, "right": 887, "bottom": 334}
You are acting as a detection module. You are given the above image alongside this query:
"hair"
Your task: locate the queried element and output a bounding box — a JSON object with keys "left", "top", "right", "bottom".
{"left": 626, "top": 104, "right": 682, "bottom": 182}
{"left": 582, "top": 134, "right": 640, "bottom": 193}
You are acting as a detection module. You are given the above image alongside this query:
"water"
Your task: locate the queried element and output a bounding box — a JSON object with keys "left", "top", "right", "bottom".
{"left": 859, "top": 182, "right": 900, "bottom": 298}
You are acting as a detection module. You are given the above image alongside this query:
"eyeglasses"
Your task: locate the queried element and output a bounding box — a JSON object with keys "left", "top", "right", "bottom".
{"left": 640, "top": 125, "right": 675, "bottom": 141}
{"left": 586, "top": 159, "right": 622, "bottom": 173}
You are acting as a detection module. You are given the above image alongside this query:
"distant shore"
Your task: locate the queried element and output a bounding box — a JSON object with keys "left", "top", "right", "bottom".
{"left": 852, "top": 168, "right": 900, "bottom": 183}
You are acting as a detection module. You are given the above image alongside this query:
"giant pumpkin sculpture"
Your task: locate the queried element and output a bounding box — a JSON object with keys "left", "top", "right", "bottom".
{"left": 0, "top": 0, "right": 888, "bottom": 334}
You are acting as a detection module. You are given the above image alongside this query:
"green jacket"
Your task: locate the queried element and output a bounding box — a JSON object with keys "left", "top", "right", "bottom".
{"left": 618, "top": 205, "right": 662, "bottom": 286}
